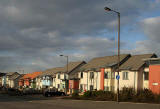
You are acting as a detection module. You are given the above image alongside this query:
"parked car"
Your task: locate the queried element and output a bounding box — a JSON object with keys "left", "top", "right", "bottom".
{"left": 43, "top": 91, "right": 66, "bottom": 97}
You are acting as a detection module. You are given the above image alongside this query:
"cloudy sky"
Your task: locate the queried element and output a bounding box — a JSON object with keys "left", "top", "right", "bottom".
{"left": 0, "top": 0, "right": 160, "bottom": 73}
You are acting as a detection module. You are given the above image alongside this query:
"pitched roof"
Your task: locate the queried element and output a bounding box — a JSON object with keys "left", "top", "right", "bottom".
{"left": 21, "top": 72, "right": 42, "bottom": 80}
{"left": 9, "top": 74, "right": 21, "bottom": 80}
{"left": 80, "top": 54, "right": 130, "bottom": 71}
{"left": 0, "top": 73, "right": 6, "bottom": 77}
{"left": 62, "top": 61, "right": 86, "bottom": 74}
{"left": 6, "top": 72, "right": 18, "bottom": 76}
{"left": 39, "top": 67, "right": 64, "bottom": 77}
{"left": 119, "top": 54, "right": 157, "bottom": 71}
{"left": 39, "top": 61, "right": 86, "bottom": 77}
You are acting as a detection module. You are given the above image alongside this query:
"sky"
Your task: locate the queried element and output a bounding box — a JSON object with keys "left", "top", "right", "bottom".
{"left": 0, "top": 0, "right": 160, "bottom": 73}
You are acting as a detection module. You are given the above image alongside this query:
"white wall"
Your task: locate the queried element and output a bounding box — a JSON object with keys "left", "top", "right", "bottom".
{"left": 115, "top": 70, "right": 139, "bottom": 92}
{"left": 79, "top": 71, "right": 101, "bottom": 91}
{"left": 54, "top": 73, "right": 68, "bottom": 91}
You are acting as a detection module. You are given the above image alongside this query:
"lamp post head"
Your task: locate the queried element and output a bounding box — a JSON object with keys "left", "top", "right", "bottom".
{"left": 104, "top": 7, "right": 112, "bottom": 11}
{"left": 60, "top": 55, "right": 64, "bottom": 57}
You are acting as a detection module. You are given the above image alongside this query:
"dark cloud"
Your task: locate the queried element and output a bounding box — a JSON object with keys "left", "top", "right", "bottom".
{"left": 0, "top": 0, "right": 159, "bottom": 72}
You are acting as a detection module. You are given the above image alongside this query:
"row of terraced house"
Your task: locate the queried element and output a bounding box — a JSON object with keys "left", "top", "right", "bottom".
{"left": 0, "top": 53, "right": 160, "bottom": 94}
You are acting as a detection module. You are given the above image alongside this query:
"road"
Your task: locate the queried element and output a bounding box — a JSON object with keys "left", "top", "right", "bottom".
{"left": 0, "top": 94, "right": 159, "bottom": 109}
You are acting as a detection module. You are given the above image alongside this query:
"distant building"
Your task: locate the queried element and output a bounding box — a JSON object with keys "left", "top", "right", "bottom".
{"left": 2, "top": 72, "right": 20, "bottom": 88}
{"left": 0, "top": 73, "right": 6, "bottom": 87}
{"left": 19, "top": 72, "right": 42, "bottom": 88}
{"left": 37, "top": 61, "right": 86, "bottom": 94}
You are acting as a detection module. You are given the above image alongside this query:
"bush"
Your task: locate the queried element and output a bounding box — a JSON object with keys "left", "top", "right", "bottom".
{"left": 81, "top": 88, "right": 160, "bottom": 103}
{"left": 72, "top": 92, "right": 79, "bottom": 98}
{"left": 82, "top": 90, "right": 116, "bottom": 101}
{"left": 119, "top": 87, "right": 135, "bottom": 101}
{"left": 134, "top": 89, "right": 155, "bottom": 103}
{"left": 154, "top": 94, "right": 160, "bottom": 103}
{"left": 83, "top": 91, "right": 92, "bottom": 98}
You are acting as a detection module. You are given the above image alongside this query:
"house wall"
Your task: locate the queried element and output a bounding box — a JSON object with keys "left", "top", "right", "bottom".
{"left": 19, "top": 81, "right": 24, "bottom": 87}
{"left": 0, "top": 77, "right": 2, "bottom": 86}
{"left": 24, "top": 79, "right": 30, "bottom": 86}
{"left": 79, "top": 71, "right": 101, "bottom": 91}
{"left": 149, "top": 65, "right": 160, "bottom": 94}
{"left": 36, "top": 77, "right": 42, "bottom": 89}
{"left": 143, "top": 67, "right": 149, "bottom": 89}
{"left": 39, "top": 76, "right": 53, "bottom": 88}
{"left": 2, "top": 76, "right": 6, "bottom": 87}
{"left": 78, "top": 72, "right": 88, "bottom": 91}
{"left": 104, "top": 68, "right": 115, "bottom": 92}
{"left": 137, "top": 67, "right": 144, "bottom": 90}
{"left": 115, "top": 70, "right": 138, "bottom": 92}
{"left": 54, "top": 73, "right": 68, "bottom": 91}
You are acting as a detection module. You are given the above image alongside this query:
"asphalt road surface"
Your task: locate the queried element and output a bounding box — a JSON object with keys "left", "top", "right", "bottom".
{"left": 0, "top": 94, "right": 159, "bottom": 109}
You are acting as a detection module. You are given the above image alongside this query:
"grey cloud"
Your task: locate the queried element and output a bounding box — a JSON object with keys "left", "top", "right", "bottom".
{"left": 0, "top": 0, "right": 158, "bottom": 72}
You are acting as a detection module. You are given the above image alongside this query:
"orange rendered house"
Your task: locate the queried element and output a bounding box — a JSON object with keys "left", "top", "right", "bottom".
{"left": 19, "top": 72, "right": 42, "bottom": 88}
{"left": 149, "top": 65, "right": 160, "bottom": 94}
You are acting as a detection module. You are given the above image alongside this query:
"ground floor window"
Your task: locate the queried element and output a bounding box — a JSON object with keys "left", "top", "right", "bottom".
{"left": 144, "top": 72, "right": 149, "bottom": 80}
{"left": 62, "top": 84, "right": 65, "bottom": 88}
{"left": 57, "top": 84, "right": 60, "bottom": 88}
{"left": 110, "top": 86, "right": 114, "bottom": 92}
{"left": 104, "top": 86, "right": 109, "bottom": 91}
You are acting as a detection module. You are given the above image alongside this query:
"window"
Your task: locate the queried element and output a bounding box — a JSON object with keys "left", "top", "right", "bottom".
{"left": 104, "top": 86, "right": 109, "bottom": 91}
{"left": 57, "top": 84, "right": 60, "bottom": 88}
{"left": 58, "top": 74, "right": 60, "bottom": 79}
{"left": 144, "top": 72, "right": 149, "bottom": 80}
{"left": 64, "top": 74, "right": 66, "bottom": 80}
{"left": 90, "top": 72, "right": 94, "bottom": 79}
{"left": 80, "top": 72, "right": 83, "bottom": 78}
{"left": 111, "top": 72, "right": 115, "bottom": 79}
{"left": 110, "top": 86, "right": 114, "bottom": 92}
{"left": 123, "top": 72, "right": 129, "bottom": 80}
{"left": 62, "top": 84, "right": 65, "bottom": 88}
{"left": 104, "top": 72, "right": 111, "bottom": 79}
{"left": 90, "top": 85, "right": 93, "bottom": 91}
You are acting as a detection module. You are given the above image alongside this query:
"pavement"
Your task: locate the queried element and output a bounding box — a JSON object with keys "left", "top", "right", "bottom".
{"left": 0, "top": 94, "right": 160, "bottom": 109}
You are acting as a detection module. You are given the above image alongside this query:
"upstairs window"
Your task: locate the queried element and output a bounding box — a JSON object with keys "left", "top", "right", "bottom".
{"left": 80, "top": 72, "right": 83, "bottom": 78}
{"left": 123, "top": 72, "right": 129, "bottom": 80}
{"left": 90, "top": 72, "right": 94, "bottom": 79}
{"left": 57, "top": 84, "right": 60, "bottom": 88}
{"left": 58, "top": 74, "right": 60, "bottom": 79}
{"left": 104, "top": 72, "right": 111, "bottom": 79}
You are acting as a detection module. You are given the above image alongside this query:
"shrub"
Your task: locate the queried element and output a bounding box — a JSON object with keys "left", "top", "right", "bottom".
{"left": 154, "top": 94, "right": 160, "bottom": 103}
{"left": 83, "top": 91, "right": 92, "bottom": 98}
{"left": 72, "top": 92, "right": 79, "bottom": 98}
{"left": 119, "top": 87, "right": 135, "bottom": 101}
{"left": 134, "top": 89, "right": 155, "bottom": 103}
{"left": 82, "top": 90, "right": 116, "bottom": 101}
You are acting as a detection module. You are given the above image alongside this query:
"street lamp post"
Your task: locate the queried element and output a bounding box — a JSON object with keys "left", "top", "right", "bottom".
{"left": 104, "top": 7, "right": 120, "bottom": 102}
{"left": 60, "top": 55, "right": 68, "bottom": 95}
